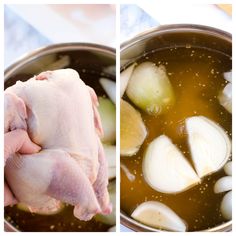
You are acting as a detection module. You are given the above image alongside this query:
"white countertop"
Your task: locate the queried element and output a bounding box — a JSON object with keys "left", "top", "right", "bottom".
{"left": 4, "top": 4, "right": 116, "bottom": 68}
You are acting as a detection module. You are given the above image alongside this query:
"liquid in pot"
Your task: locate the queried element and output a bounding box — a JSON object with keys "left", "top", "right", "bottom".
{"left": 121, "top": 46, "right": 232, "bottom": 231}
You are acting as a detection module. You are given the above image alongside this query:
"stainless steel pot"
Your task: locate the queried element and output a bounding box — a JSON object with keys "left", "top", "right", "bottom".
{"left": 4, "top": 42, "right": 115, "bottom": 232}
{"left": 120, "top": 24, "right": 232, "bottom": 232}
{"left": 5, "top": 43, "right": 115, "bottom": 83}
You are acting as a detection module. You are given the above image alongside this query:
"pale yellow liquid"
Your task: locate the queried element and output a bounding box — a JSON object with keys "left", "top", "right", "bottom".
{"left": 121, "top": 47, "right": 232, "bottom": 231}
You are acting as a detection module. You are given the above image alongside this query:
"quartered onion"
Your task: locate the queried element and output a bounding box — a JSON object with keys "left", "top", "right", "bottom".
{"left": 95, "top": 181, "right": 116, "bottom": 225}
{"left": 220, "top": 191, "right": 232, "bottom": 220}
{"left": 17, "top": 202, "right": 64, "bottom": 215}
{"left": 186, "top": 116, "right": 231, "bottom": 178}
{"left": 131, "top": 201, "right": 187, "bottom": 231}
{"left": 126, "top": 62, "right": 175, "bottom": 115}
{"left": 214, "top": 176, "right": 232, "bottom": 194}
{"left": 218, "top": 83, "right": 232, "bottom": 113}
{"left": 142, "top": 135, "right": 200, "bottom": 194}
{"left": 99, "top": 78, "right": 116, "bottom": 104}
{"left": 120, "top": 63, "right": 136, "bottom": 97}
{"left": 120, "top": 99, "right": 147, "bottom": 156}
{"left": 98, "top": 97, "right": 116, "bottom": 144}
{"left": 224, "top": 161, "right": 232, "bottom": 176}
{"left": 103, "top": 144, "right": 116, "bottom": 180}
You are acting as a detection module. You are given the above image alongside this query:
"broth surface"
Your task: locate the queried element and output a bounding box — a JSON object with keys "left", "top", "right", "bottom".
{"left": 121, "top": 46, "right": 232, "bottom": 231}
{"left": 5, "top": 205, "right": 109, "bottom": 232}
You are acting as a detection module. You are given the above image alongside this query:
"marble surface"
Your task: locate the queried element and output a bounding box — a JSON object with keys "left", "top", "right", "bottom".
{"left": 139, "top": 3, "right": 232, "bottom": 33}
{"left": 4, "top": 4, "right": 115, "bottom": 68}
{"left": 4, "top": 5, "right": 51, "bottom": 68}
{"left": 120, "top": 4, "right": 159, "bottom": 43}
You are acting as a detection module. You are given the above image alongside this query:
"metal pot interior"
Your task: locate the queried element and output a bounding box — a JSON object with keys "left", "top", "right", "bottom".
{"left": 120, "top": 24, "right": 232, "bottom": 232}
{"left": 121, "top": 24, "right": 231, "bottom": 69}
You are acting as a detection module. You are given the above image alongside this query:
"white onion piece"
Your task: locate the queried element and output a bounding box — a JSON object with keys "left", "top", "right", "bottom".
{"left": 100, "top": 78, "right": 116, "bottom": 104}
{"left": 143, "top": 135, "right": 200, "bottom": 194}
{"left": 126, "top": 62, "right": 175, "bottom": 115}
{"left": 103, "top": 144, "right": 116, "bottom": 180}
{"left": 120, "top": 99, "right": 147, "bottom": 156}
{"left": 224, "top": 161, "right": 232, "bottom": 176}
{"left": 131, "top": 201, "right": 187, "bottom": 232}
{"left": 98, "top": 97, "right": 116, "bottom": 144}
{"left": 220, "top": 191, "right": 232, "bottom": 220}
{"left": 108, "top": 226, "right": 116, "bottom": 232}
{"left": 103, "top": 65, "right": 116, "bottom": 76}
{"left": 186, "top": 116, "right": 231, "bottom": 178}
{"left": 95, "top": 181, "right": 116, "bottom": 225}
{"left": 17, "top": 202, "right": 64, "bottom": 215}
{"left": 44, "top": 55, "right": 70, "bottom": 71}
{"left": 120, "top": 63, "right": 136, "bottom": 97}
{"left": 21, "top": 54, "right": 56, "bottom": 74}
{"left": 214, "top": 176, "right": 232, "bottom": 193}
{"left": 120, "top": 163, "right": 135, "bottom": 182}
{"left": 223, "top": 71, "right": 232, "bottom": 82}
{"left": 218, "top": 83, "right": 232, "bottom": 113}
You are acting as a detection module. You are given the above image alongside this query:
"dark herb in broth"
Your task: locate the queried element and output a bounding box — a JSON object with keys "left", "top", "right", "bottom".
{"left": 4, "top": 52, "right": 115, "bottom": 232}
{"left": 121, "top": 46, "right": 232, "bottom": 231}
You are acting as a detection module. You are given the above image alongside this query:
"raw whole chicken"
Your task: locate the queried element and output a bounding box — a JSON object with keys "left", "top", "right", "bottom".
{"left": 4, "top": 69, "right": 111, "bottom": 221}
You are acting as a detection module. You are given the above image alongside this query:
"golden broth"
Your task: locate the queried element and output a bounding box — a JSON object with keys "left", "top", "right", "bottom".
{"left": 121, "top": 46, "right": 232, "bottom": 231}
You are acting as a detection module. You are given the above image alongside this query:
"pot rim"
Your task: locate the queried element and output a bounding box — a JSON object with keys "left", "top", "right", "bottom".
{"left": 4, "top": 220, "right": 20, "bottom": 232}
{"left": 5, "top": 42, "right": 115, "bottom": 79}
{"left": 120, "top": 24, "right": 232, "bottom": 232}
{"left": 121, "top": 23, "right": 231, "bottom": 53}
{"left": 120, "top": 211, "right": 232, "bottom": 232}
